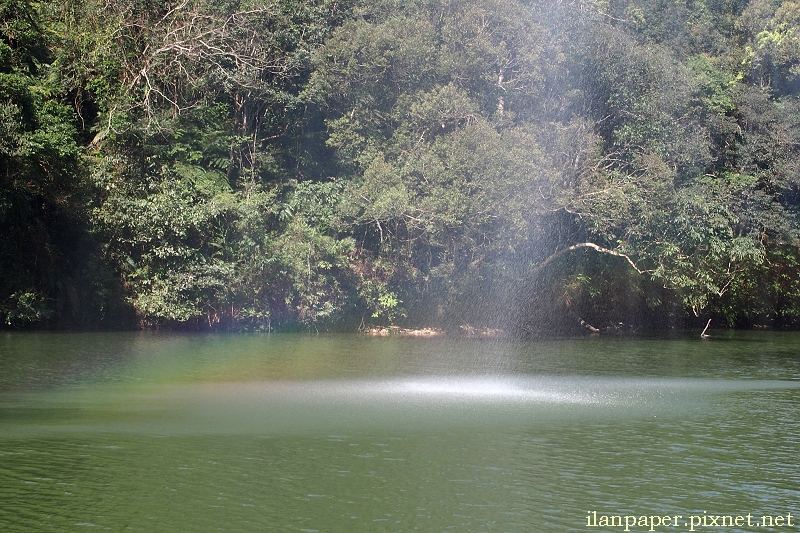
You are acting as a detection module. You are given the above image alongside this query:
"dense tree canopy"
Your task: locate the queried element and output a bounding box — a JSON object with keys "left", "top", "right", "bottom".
{"left": 2, "top": 0, "right": 799, "bottom": 332}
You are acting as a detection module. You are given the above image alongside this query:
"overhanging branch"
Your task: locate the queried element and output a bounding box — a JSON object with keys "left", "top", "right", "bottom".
{"left": 531, "top": 242, "right": 647, "bottom": 277}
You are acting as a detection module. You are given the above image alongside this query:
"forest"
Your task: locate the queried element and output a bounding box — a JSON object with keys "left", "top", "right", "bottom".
{"left": 2, "top": 0, "right": 800, "bottom": 334}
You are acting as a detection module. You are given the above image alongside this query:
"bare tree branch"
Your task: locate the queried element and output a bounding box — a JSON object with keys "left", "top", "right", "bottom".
{"left": 531, "top": 242, "right": 649, "bottom": 277}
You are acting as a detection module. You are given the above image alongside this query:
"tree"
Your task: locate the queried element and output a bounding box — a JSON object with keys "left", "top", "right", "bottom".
{"left": 0, "top": 0, "right": 127, "bottom": 327}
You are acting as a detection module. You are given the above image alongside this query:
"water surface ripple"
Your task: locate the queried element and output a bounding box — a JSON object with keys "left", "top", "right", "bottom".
{"left": 1, "top": 332, "right": 799, "bottom": 532}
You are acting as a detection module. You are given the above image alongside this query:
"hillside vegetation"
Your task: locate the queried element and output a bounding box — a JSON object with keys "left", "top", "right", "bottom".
{"left": 2, "top": 0, "right": 800, "bottom": 333}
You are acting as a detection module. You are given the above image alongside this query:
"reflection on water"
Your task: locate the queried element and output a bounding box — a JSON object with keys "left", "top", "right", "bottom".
{"left": 1, "top": 332, "right": 799, "bottom": 532}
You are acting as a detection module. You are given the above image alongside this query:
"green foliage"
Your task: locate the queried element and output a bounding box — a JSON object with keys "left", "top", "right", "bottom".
{"left": 5, "top": 0, "right": 800, "bottom": 332}
{"left": 3, "top": 292, "right": 53, "bottom": 326}
{"left": 746, "top": 0, "right": 800, "bottom": 94}
{"left": 274, "top": 217, "right": 355, "bottom": 324}
{"left": 0, "top": 0, "right": 129, "bottom": 329}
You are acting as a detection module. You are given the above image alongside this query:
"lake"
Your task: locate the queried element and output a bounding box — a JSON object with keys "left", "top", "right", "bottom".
{"left": 1, "top": 331, "right": 799, "bottom": 532}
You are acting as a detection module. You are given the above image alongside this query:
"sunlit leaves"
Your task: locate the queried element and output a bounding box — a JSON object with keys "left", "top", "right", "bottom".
{"left": 6, "top": 0, "right": 800, "bottom": 331}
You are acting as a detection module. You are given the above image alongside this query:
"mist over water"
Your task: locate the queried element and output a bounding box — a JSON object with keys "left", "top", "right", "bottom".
{"left": 2, "top": 332, "right": 800, "bottom": 532}
{"left": 7, "top": 374, "right": 800, "bottom": 437}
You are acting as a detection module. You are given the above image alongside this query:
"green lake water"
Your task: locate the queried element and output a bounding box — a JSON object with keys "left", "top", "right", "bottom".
{"left": 1, "top": 331, "right": 799, "bottom": 532}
